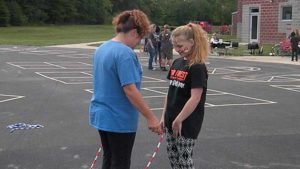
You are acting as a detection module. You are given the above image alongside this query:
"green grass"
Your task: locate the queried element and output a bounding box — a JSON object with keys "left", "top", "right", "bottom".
{"left": 0, "top": 25, "right": 279, "bottom": 56}
{"left": 209, "top": 33, "right": 277, "bottom": 56}
{"left": 223, "top": 43, "right": 275, "bottom": 56}
{"left": 0, "top": 25, "right": 115, "bottom": 46}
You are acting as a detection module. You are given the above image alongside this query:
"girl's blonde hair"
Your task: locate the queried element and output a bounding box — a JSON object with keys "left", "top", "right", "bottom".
{"left": 172, "top": 23, "right": 210, "bottom": 66}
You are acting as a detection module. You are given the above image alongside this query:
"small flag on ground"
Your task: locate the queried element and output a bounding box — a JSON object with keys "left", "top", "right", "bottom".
{"left": 6, "top": 123, "right": 44, "bottom": 133}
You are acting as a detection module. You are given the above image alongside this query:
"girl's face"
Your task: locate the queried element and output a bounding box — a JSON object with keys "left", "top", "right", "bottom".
{"left": 172, "top": 35, "right": 194, "bottom": 57}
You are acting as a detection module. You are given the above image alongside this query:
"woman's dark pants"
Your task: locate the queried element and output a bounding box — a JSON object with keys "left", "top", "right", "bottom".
{"left": 98, "top": 130, "right": 136, "bottom": 169}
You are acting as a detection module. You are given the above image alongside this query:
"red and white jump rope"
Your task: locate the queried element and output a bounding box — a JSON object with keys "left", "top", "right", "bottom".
{"left": 88, "top": 134, "right": 164, "bottom": 169}
{"left": 88, "top": 145, "right": 102, "bottom": 169}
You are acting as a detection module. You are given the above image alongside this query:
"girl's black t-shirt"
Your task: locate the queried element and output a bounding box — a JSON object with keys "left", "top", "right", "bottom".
{"left": 164, "top": 57, "right": 208, "bottom": 139}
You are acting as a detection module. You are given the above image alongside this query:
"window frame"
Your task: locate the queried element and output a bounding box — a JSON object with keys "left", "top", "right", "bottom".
{"left": 281, "top": 6, "right": 292, "bottom": 21}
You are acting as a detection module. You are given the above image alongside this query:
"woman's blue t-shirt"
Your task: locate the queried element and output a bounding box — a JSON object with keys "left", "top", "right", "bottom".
{"left": 89, "top": 40, "right": 142, "bottom": 133}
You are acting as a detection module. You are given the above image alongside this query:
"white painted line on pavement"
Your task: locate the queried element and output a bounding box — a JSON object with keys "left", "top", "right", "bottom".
{"left": 0, "top": 94, "right": 25, "bottom": 103}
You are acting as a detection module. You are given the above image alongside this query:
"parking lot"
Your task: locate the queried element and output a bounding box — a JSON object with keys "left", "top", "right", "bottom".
{"left": 1, "top": 45, "right": 300, "bottom": 169}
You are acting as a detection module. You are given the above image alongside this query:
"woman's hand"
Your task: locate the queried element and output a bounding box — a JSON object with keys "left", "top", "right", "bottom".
{"left": 147, "top": 116, "right": 159, "bottom": 130}
{"left": 147, "top": 116, "right": 163, "bottom": 134}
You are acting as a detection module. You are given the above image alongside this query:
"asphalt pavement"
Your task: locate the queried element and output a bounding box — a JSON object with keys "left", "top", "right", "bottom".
{"left": 0, "top": 44, "right": 300, "bottom": 169}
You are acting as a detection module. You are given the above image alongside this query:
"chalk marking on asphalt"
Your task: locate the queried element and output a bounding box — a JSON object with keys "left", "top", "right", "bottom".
{"left": 7, "top": 62, "right": 91, "bottom": 69}
{"left": 209, "top": 66, "right": 261, "bottom": 75}
{"left": 81, "top": 72, "right": 93, "bottom": 76}
{"left": 142, "top": 88, "right": 167, "bottom": 95}
{"left": 148, "top": 88, "right": 276, "bottom": 110}
{"left": 231, "top": 161, "right": 300, "bottom": 168}
{"left": 0, "top": 94, "right": 25, "bottom": 103}
{"left": 209, "top": 89, "right": 276, "bottom": 104}
{"left": 35, "top": 71, "right": 92, "bottom": 84}
{"left": 84, "top": 78, "right": 276, "bottom": 110}
{"left": 270, "top": 85, "right": 300, "bottom": 93}
{"left": 78, "top": 62, "right": 92, "bottom": 66}
{"left": 142, "top": 76, "right": 167, "bottom": 83}
{"left": 44, "top": 62, "right": 66, "bottom": 69}
{"left": 6, "top": 62, "right": 26, "bottom": 69}
{"left": 85, "top": 89, "right": 93, "bottom": 93}
{"left": 56, "top": 53, "right": 92, "bottom": 58}
{"left": 223, "top": 74, "right": 300, "bottom": 83}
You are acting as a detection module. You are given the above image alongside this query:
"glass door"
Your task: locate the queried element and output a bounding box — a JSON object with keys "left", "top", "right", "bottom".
{"left": 250, "top": 8, "right": 259, "bottom": 43}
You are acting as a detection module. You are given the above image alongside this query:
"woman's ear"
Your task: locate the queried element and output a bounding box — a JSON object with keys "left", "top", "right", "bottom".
{"left": 129, "top": 29, "right": 138, "bottom": 37}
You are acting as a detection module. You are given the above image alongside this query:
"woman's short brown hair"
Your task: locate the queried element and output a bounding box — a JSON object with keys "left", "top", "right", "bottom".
{"left": 112, "top": 10, "right": 150, "bottom": 38}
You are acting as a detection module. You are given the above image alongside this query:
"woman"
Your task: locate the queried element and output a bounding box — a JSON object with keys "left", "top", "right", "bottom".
{"left": 89, "top": 10, "right": 161, "bottom": 169}
{"left": 160, "top": 23, "right": 210, "bottom": 169}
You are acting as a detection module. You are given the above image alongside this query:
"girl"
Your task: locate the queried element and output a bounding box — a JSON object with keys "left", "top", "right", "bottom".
{"left": 160, "top": 23, "right": 210, "bottom": 169}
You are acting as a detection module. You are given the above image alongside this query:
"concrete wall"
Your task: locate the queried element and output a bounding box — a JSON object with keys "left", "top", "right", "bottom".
{"left": 231, "top": 12, "right": 238, "bottom": 35}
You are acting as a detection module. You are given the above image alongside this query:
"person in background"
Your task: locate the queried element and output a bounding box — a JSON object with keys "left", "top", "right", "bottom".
{"left": 146, "top": 24, "right": 158, "bottom": 70}
{"left": 210, "top": 32, "right": 219, "bottom": 50}
{"left": 89, "top": 10, "right": 162, "bottom": 169}
{"left": 155, "top": 25, "right": 161, "bottom": 67}
{"left": 160, "top": 23, "right": 209, "bottom": 169}
{"left": 289, "top": 28, "right": 299, "bottom": 39}
{"left": 159, "top": 24, "right": 173, "bottom": 71}
{"left": 294, "top": 29, "right": 300, "bottom": 54}
{"left": 290, "top": 31, "right": 299, "bottom": 61}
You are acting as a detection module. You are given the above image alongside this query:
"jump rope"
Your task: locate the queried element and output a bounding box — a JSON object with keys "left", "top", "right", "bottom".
{"left": 88, "top": 134, "right": 164, "bottom": 169}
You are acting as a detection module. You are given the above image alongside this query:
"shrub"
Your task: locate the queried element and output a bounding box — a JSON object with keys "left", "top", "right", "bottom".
{"left": 0, "top": 0, "right": 9, "bottom": 27}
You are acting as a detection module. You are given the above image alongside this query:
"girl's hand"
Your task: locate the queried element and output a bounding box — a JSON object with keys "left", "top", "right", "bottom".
{"left": 172, "top": 119, "right": 182, "bottom": 138}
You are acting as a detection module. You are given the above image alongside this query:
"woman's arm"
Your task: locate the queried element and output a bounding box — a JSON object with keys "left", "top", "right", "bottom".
{"left": 123, "top": 84, "right": 161, "bottom": 133}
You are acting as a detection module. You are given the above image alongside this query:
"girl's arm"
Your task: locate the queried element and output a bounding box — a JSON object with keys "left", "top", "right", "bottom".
{"left": 172, "top": 88, "right": 203, "bottom": 137}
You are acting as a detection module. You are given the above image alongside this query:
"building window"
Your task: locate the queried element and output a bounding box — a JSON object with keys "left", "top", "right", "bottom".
{"left": 251, "top": 8, "right": 259, "bottom": 13}
{"left": 282, "top": 6, "right": 292, "bottom": 20}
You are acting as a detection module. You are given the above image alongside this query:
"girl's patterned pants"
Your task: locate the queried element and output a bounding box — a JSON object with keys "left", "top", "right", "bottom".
{"left": 165, "top": 129, "right": 196, "bottom": 169}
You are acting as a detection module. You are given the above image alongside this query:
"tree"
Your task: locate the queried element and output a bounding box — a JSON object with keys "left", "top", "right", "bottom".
{"left": 7, "top": 0, "right": 27, "bottom": 26}
{"left": 0, "top": 0, "right": 9, "bottom": 26}
{"left": 77, "top": 0, "right": 112, "bottom": 24}
{"left": 0, "top": 0, "right": 238, "bottom": 26}
{"left": 138, "top": 0, "right": 164, "bottom": 25}
{"left": 110, "top": 0, "right": 138, "bottom": 15}
{"left": 45, "top": 0, "right": 77, "bottom": 24}
{"left": 17, "top": 0, "right": 48, "bottom": 24}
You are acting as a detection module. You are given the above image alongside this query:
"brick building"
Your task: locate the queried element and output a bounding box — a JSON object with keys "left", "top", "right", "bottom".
{"left": 232, "top": 0, "right": 300, "bottom": 44}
